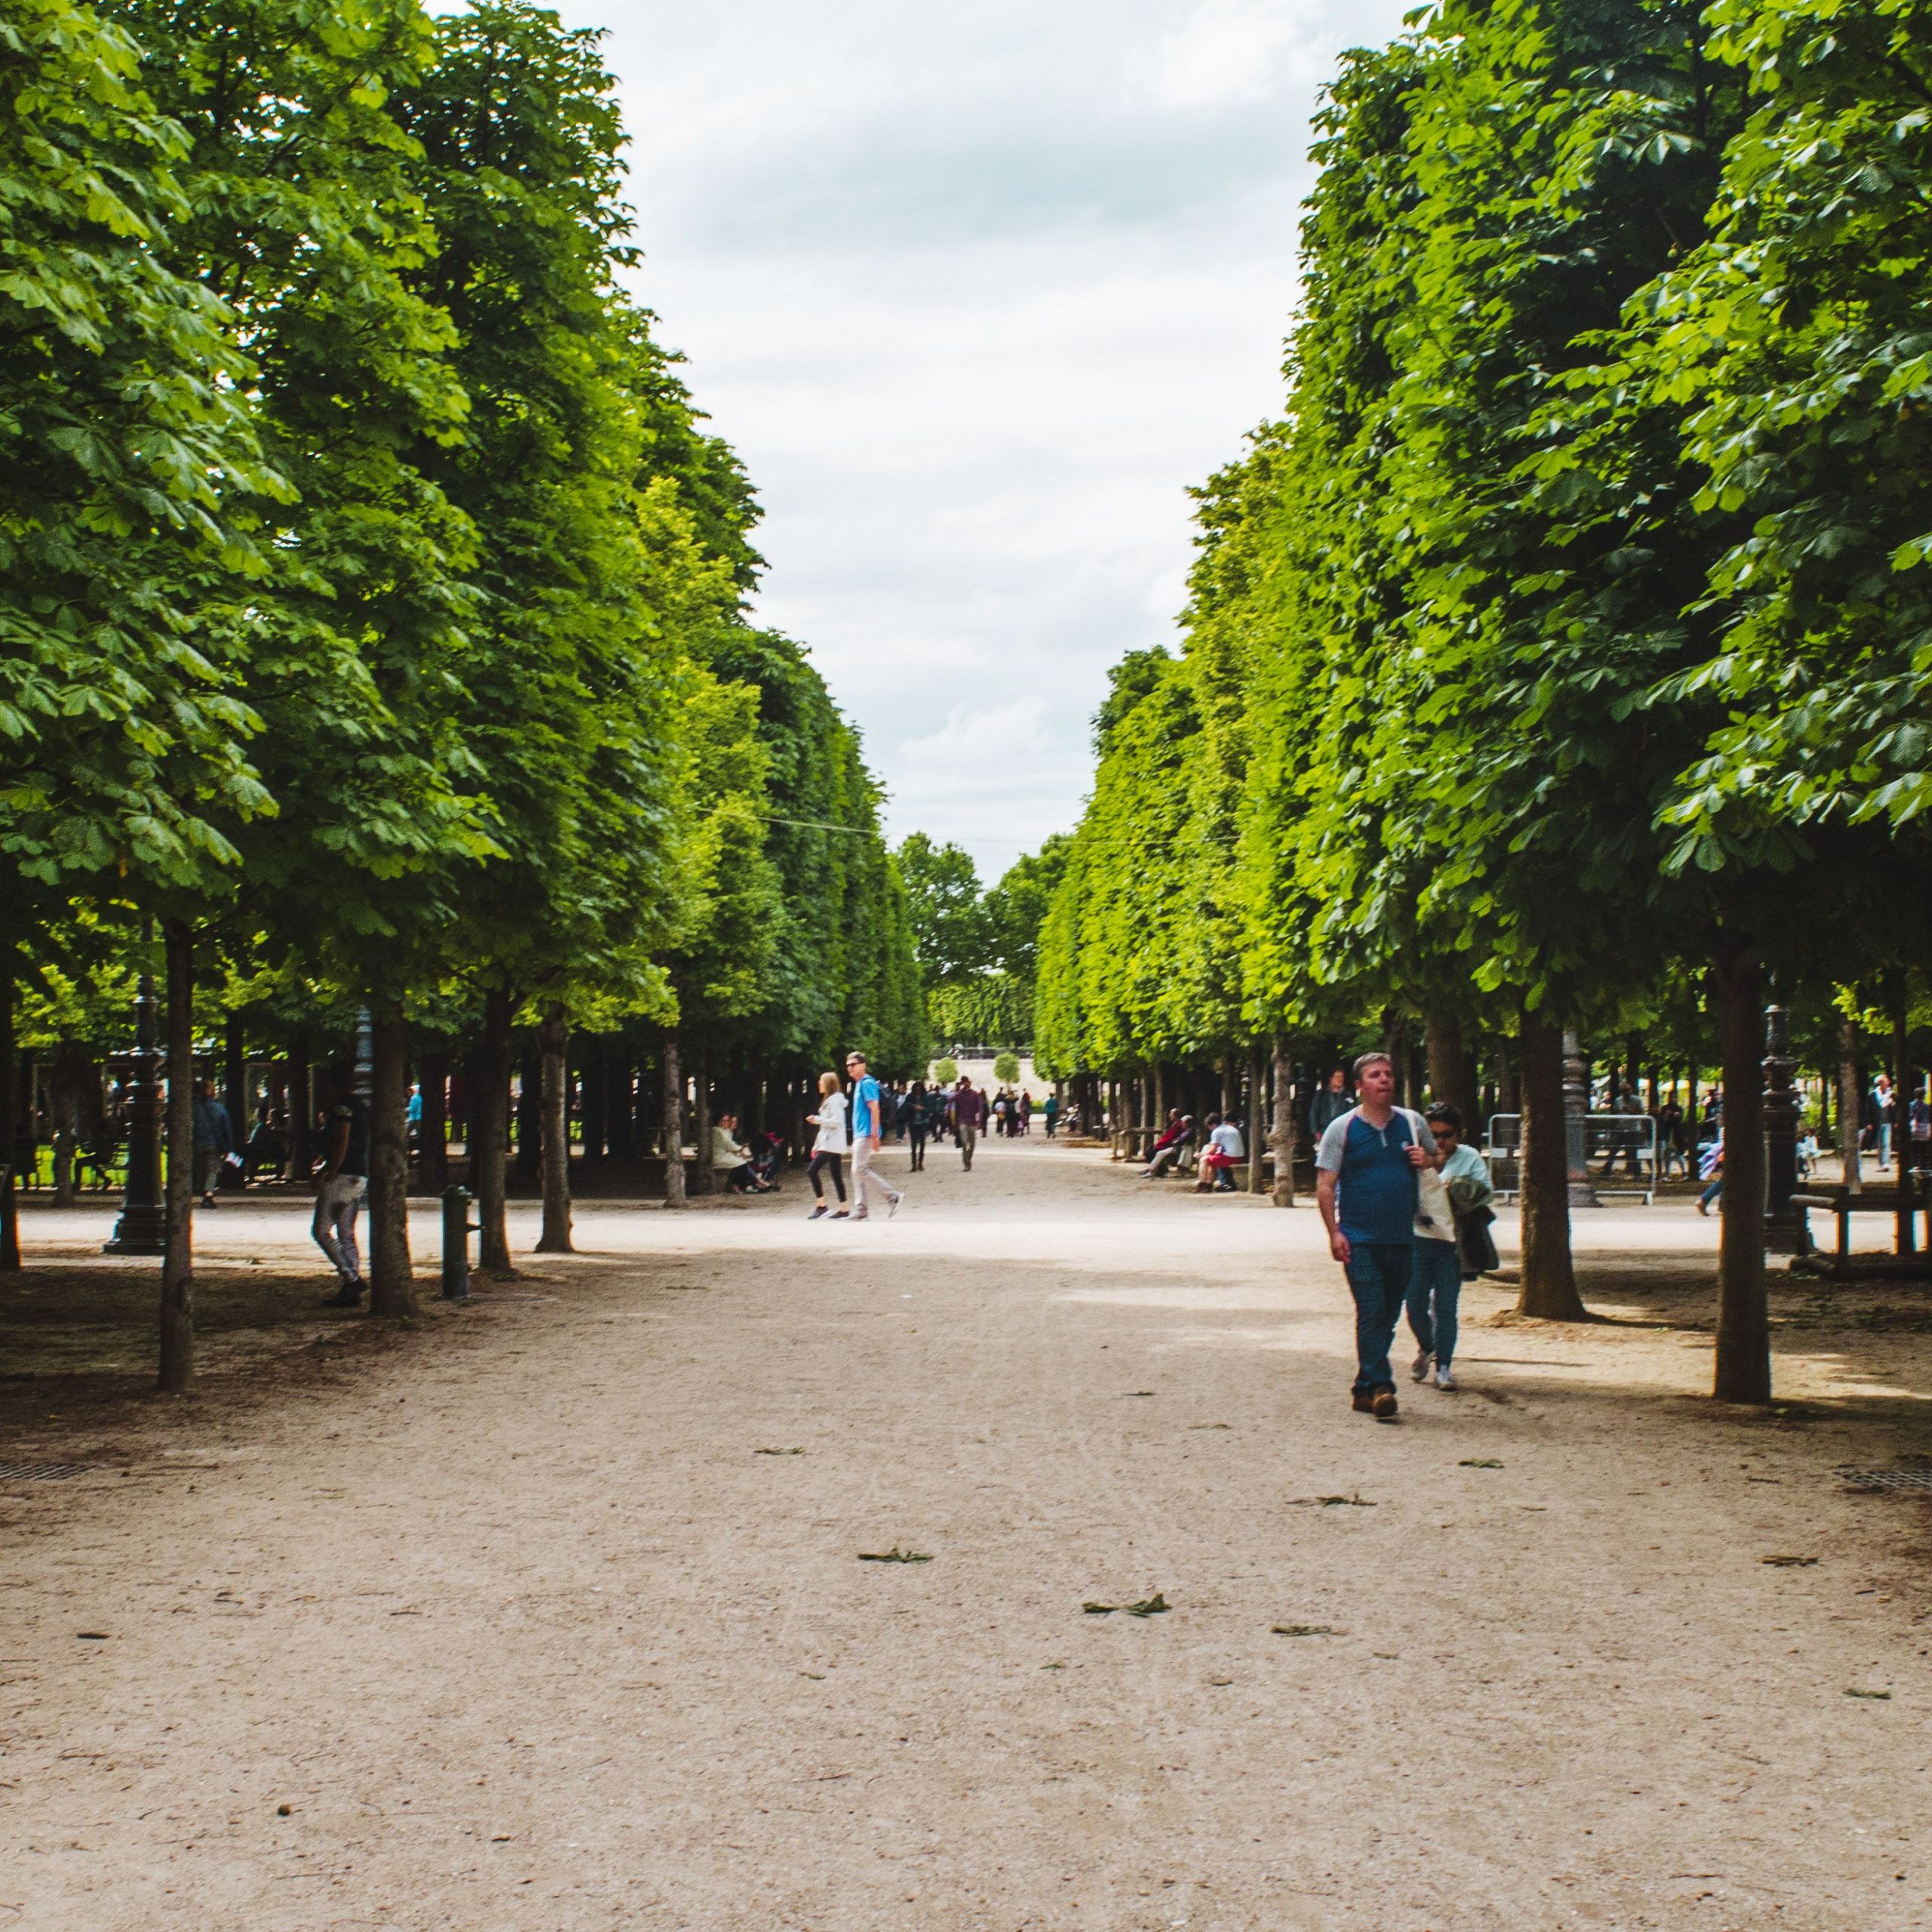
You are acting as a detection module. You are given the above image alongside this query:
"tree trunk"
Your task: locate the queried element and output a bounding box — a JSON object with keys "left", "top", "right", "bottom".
{"left": 694, "top": 1044, "right": 713, "bottom": 1196}
{"left": 1838, "top": 1015, "right": 1862, "bottom": 1192}
{"left": 663, "top": 1029, "right": 687, "bottom": 1208}
{"left": 0, "top": 962, "right": 20, "bottom": 1269}
{"left": 473, "top": 986, "right": 515, "bottom": 1273}
{"left": 536, "top": 1002, "right": 574, "bottom": 1252}
{"left": 418, "top": 1048, "right": 450, "bottom": 1195}
{"left": 1426, "top": 1012, "right": 1466, "bottom": 1121}
{"left": 367, "top": 1006, "right": 415, "bottom": 1317}
{"left": 158, "top": 918, "right": 195, "bottom": 1392}
{"left": 1712, "top": 939, "right": 1770, "bottom": 1402}
{"left": 287, "top": 1029, "right": 312, "bottom": 1182}
{"left": 1270, "top": 1038, "right": 1296, "bottom": 1208}
{"left": 1516, "top": 1008, "right": 1586, "bottom": 1320}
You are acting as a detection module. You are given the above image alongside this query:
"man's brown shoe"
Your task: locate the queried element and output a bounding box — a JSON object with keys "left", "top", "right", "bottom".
{"left": 1352, "top": 1389, "right": 1375, "bottom": 1414}
{"left": 1371, "top": 1389, "right": 1399, "bottom": 1422}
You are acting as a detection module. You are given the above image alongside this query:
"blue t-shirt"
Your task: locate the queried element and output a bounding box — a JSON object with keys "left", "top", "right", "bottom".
{"left": 1315, "top": 1106, "right": 1436, "bottom": 1245}
{"left": 851, "top": 1074, "right": 882, "bottom": 1139}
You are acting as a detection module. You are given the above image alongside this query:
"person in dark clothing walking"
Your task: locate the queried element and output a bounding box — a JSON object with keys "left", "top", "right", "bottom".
{"left": 952, "top": 1077, "right": 986, "bottom": 1170}
{"left": 905, "top": 1080, "right": 934, "bottom": 1171}
{"left": 191, "top": 1077, "right": 235, "bottom": 1208}
{"left": 1315, "top": 1051, "right": 1438, "bottom": 1422}
{"left": 312, "top": 1060, "right": 371, "bottom": 1306}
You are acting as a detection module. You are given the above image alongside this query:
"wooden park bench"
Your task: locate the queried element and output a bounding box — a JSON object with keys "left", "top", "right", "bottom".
{"left": 1789, "top": 1172, "right": 1930, "bottom": 1275}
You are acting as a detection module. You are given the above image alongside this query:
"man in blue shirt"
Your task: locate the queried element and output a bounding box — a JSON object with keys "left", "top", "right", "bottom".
{"left": 844, "top": 1051, "right": 903, "bottom": 1221}
{"left": 1315, "top": 1051, "right": 1438, "bottom": 1421}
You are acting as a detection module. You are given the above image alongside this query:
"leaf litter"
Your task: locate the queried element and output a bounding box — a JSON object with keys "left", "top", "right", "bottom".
{"left": 1084, "top": 1593, "right": 1170, "bottom": 1617}
{"left": 857, "top": 1548, "right": 931, "bottom": 1564}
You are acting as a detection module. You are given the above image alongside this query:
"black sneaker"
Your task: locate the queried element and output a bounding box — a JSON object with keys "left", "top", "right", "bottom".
{"left": 324, "top": 1281, "right": 365, "bottom": 1308}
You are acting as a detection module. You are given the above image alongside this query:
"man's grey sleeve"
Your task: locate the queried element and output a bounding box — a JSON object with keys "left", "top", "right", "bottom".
{"left": 1315, "top": 1113, "right": 1351, "bottom": 1172}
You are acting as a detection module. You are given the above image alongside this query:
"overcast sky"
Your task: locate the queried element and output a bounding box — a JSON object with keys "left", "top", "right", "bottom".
{"left": 561, "top": 0, "right": 1412, "bottom": 881}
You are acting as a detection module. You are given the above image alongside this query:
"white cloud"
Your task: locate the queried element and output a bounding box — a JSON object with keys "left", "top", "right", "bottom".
{"left": 556, "top": 0, "right": 1415, "bottom": 875}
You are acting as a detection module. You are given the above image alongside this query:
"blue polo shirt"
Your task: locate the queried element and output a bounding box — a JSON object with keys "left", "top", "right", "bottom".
{"left": 851, "top": 1074, "right": 882, "bottom": 1139}
{"left": 1315, "top": 1106, "right": 1437, "bottom": 1245}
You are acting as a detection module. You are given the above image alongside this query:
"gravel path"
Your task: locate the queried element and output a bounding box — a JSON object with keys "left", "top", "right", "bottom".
{"left": 4, "top": 1136, "right": 1930, "bottom": 1930}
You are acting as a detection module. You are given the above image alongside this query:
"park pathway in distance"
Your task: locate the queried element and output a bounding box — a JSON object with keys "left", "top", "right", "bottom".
{"left": 4, "top": 1133, "right": 1927, "bottom": 1930}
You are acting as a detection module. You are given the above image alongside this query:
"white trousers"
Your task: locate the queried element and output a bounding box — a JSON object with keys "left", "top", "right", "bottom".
{"left": 851, "top": 1139, "right": 900, "bottom": 1218}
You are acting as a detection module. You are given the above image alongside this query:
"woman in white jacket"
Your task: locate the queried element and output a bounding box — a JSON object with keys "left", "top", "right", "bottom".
{"left": 805, "top": 1071, "right": 850, "bottom": 1220}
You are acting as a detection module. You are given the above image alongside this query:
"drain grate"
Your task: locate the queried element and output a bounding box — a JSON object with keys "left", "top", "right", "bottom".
{"left": 1837, "top": 1468, "right": 1932, "bottom": 1494}
{"left": 0, "top": 1463, "right": 92, "bottom": 1482}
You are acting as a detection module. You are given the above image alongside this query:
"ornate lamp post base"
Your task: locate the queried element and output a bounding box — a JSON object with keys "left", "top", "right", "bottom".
{"left": 103, "top": 1204, "right": 168, "bottom": 1257}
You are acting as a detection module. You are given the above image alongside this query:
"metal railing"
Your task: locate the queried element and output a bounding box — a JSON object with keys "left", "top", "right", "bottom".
{"left": 1485, "top": 1112, "right": 1661, "bottom": 1205}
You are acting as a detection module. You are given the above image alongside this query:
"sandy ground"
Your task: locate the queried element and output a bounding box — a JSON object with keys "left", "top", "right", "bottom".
{"left": 4, "top": 1136, "right": 1931, "bottom": 1932}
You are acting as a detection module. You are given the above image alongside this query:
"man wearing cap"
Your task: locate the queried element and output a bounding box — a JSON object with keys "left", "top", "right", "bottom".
{"left": 845, "top": 1051, "right": 904, "bottom": 1221}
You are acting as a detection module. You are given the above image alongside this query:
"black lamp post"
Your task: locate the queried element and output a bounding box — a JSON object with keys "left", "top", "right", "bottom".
{"left": 104, "top": 919, "right": 167, "bottom": 1256}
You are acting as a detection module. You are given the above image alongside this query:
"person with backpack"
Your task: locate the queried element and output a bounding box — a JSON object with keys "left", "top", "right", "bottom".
{"left": 903, "top": 1080, "right": 934, "bottom": 1172}
{"left": 1315, "top": 1051, "right": 1440, "bottom": 1421}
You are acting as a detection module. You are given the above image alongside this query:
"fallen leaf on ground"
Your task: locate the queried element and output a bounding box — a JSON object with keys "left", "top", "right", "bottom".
{"left": 1272, "top": 1623, "right": 1340, "bottom": 1638}
{"left": 1189, "top": 1423, "right": 1231, "bottom": 1431}
{"left": 1845, "top": 1687, "right": 1891, "bottom": 1700}
{"left": 1083, "top": 1601, "right": 1117, "bottom": 1615}
{"left": 1126, "top": 1594, "right": 1170, "bottom": 1617}
{"left": 857, "top": 1548, "right": 931, "bottom": 1564}
{"left": 1124, "top": 1390, "right": 1155, "bottom": 1398}
{"left": 755, "top": 1447, "right": 804, "bottom": 1456}
{"left": 1315, "top": 1494, "right": 1374, "bottom": 1508}
{"left": 1460, "top": 1458, "right": 1504, "bottom": 1469}
{"left": 1761, "top": 1555, "right": 1817, "bottom": 1567}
